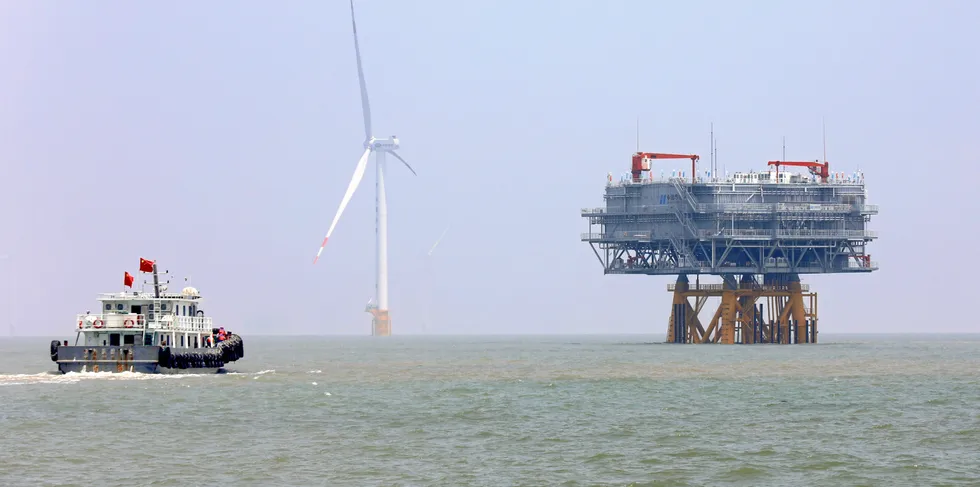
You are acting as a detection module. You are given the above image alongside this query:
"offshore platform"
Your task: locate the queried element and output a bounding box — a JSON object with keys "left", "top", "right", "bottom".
{"left": 581, "top": 149, "right": 877, "bottom": 344}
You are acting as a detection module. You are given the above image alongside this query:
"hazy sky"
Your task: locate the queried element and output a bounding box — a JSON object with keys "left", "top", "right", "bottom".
{"left": 2, "top": 1, "right": 978, "bottom": 336}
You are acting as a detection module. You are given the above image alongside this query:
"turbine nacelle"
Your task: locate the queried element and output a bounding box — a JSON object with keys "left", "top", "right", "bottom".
{"left": 369, "top": 136, "right": 399, "bottom": 151}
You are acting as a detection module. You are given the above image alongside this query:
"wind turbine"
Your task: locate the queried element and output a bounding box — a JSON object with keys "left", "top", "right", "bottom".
{"left": 313, "top": 0, "right": 417, "bottom": 337}
{"left": 422, "top": 225, "right": 450, "bottom": 333}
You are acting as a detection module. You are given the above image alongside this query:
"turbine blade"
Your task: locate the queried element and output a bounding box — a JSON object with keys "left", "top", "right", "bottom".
{"left": 427, "top": 224, "right": 451, "bottom": 256}
{"left": 350, "top": 0, "right": 372, "bottom": 140}
{"left": 314, "top": 147, "right": 372, "bottom": 264}
{"left": 388, "top": 150, "right": 416, "bottom": 176}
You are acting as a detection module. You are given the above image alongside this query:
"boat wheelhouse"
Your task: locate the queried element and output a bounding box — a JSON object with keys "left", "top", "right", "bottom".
{"left": 79, "top": 286, "right": 212, "bottom": 349}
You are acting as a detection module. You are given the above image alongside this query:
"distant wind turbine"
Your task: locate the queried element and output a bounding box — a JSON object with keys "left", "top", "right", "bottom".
{"left": 312, "top": 0, "right": 417, "bottom": 337}
{"left": 422, "top": 225, "right": 450, "bottom": 333}
{"left": 428, "top": 224, "right": 451, "bottom": 257}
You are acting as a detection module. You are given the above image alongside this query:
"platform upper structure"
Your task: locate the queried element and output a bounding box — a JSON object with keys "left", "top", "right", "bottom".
{"left": 75, "top": 285, "right": 215, "bottom": 349}
{"left": 582, "top": 168, "right": 878, "bottom": 276}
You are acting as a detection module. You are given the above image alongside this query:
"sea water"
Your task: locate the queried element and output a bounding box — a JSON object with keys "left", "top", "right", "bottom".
{"left": 1, "top": 334, "right": 978, "bottom": 486}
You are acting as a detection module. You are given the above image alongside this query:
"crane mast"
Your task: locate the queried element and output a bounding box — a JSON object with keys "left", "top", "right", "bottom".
{"left": 767, "top": 160, "right": 831, "bottom": 183}
{"left": 631, "top": 152, "right": 701, "bottom": 183}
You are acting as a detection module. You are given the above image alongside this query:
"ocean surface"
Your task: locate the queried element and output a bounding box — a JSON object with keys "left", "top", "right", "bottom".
{"left": 1, "top": 334, "right": 979, "bottom": 486}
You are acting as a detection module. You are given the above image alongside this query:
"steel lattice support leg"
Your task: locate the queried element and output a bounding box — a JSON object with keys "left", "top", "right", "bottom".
{"left": 719, "top": 278, "right": 738, "bottom": 344}
{"left": 664, "top": 274, "right": 818, "bottom": 345}
{"left": 789, "top": 277, "right": 807, "bottom": 344}
{"left": 666, "top": 275, "right": 689, "bottom": 343}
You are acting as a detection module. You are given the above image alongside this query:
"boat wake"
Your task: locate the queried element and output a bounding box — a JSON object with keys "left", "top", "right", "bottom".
{"left": 0, "top": 369, "right": 266, "bottom": 386}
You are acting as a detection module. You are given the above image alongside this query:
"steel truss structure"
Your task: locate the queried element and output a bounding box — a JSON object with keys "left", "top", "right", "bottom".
{"left": 582, "top": 174, "right": 877, "bottom": 344}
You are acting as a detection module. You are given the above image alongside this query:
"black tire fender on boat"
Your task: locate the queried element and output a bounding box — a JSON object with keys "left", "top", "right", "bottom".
{"left": 158, "top": 346, "right": 171, "bottom": 367}
{"left": 50, "top": 340, "right": 60, "bottom": 362}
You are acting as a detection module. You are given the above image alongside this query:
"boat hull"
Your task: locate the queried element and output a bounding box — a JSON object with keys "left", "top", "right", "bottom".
{"left": 53, "top": 345, "right": 226, "bottom": 374}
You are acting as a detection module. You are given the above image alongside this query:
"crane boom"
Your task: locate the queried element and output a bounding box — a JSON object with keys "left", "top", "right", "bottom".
{"left": 767, "top": 160, "right": 830, "bottom": 183}
{"left": 632, "top": 152, "right": 700, "bottom": 183}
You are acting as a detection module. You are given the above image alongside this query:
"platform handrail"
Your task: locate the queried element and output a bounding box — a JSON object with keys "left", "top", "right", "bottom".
{"left": 581, "top": 231, "right": 652, "bottom": 240}
{"left": 584, "top": 203, "right": 873, "bottom": 215}
{"left": 668, "top": 283, "right": 811, "bottom": 292}
{"left": 697, "top": 229, "right": 877, "bottom": 239}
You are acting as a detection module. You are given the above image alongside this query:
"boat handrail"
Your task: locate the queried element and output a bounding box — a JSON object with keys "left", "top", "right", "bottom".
{"left": 76, "top": 313, "right": 213, "bottom": 333}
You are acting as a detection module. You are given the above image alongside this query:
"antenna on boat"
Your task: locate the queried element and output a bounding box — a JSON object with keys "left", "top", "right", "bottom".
{"left": 152, "top": 263, "right": 161, "bottom": 298}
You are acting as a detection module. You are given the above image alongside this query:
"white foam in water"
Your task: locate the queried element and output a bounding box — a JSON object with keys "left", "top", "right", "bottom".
{"left": 0, "top": 371, "right": 210, "bottom": 386}
{"left": 311, "top": 381, "right": 317, "bottom": 385}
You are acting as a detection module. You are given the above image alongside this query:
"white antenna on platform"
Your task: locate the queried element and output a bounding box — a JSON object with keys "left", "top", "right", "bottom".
{"left": 313, "top": 0, "right": 417, "bottom": 337}
{"left": 822, "top": 117, "right": 827, "bottom": 163}
{"left": 710, "top": 122, "right": 715, "bottom": 177}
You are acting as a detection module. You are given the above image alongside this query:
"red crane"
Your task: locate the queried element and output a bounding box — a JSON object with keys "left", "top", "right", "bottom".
{"left": 631, "top": 152, "right": 700, "bottom": 183}
{"left": 767, "top": 160, "right": 830, "bottom": 183}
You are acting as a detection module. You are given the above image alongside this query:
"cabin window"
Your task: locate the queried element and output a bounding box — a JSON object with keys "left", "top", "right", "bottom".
{"left": 117, "top": 303, "right": 124, "bottom": 311}
{"left": 104, "top": 304, "right": 111, "bottom": 311}
{"left": 123, "top": 335, "right": 135, "bottom": 345}
{"left": 109, "top": 334, "right": 120, "bottom": 346}
{"left": 180, "top": 335, "right": 185, "bottom": 347}
{"left": 131, "top": 305, "right": 140, "bottom": 314}
{"left": 191, "top": 305, "right": 196, "bottom": 315}
{"left": 183, "top": 305, "right": 187, "bottom": 316}
{"left": 161, "top": 303, "right": 167, "bottom": 311}
{"left": 144, "top": 335, "right": 153, "bottom": 346}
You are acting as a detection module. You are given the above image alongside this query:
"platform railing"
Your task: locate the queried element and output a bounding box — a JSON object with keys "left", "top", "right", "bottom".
{"left": 668, "top": 283, "right": 811, "bottom": 292}
{"left": 581, "top": 231, "right": 653, "bottom": 241}
{"left": 583, "top": 203, "right": 872, "bottom": 215}
{"left": 584, "top": 229, "right": 878, "bottom": 241}
{"left": 697, "top": 229, "right": 877, "bottom": 239}
{"left": 605, "top": 177, "right": 868, "bottom": 188}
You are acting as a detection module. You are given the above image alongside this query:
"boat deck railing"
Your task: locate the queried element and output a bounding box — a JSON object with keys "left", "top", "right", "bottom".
{"left": 76, "top": 313, "right": 214, "bottom": 333}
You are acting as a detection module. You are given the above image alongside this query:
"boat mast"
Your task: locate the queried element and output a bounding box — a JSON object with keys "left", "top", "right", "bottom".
{"left": 152, "top": 263, "right": 161, "bottom": 298}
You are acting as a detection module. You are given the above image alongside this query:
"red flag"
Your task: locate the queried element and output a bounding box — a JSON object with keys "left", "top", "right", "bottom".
{"left": 124, "top": 271, "right": 134, "bottom": 288}
{"left": 139, "top": 258, "right": 154, "bottom": 273}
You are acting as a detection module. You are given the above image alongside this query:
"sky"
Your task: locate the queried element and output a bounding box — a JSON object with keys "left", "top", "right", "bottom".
{"left": 1, "top": 0, "right": 978, "bottom": 336}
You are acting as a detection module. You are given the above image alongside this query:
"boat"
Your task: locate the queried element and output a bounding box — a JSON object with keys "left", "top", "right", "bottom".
{"left": 48, "top": 257, "right": 244, "bottom": 374}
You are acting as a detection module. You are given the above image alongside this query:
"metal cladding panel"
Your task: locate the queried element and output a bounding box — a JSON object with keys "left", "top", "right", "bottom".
{"left": 598, "top": 182, "right": 872, "bottom": 238}
{"left": 585, "top": 179, "right": 877, "bottom": 275}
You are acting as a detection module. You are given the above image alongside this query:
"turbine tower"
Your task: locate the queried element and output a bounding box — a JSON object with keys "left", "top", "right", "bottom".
{"left": 313, "top": 0, "right": 416, "bottom": 337}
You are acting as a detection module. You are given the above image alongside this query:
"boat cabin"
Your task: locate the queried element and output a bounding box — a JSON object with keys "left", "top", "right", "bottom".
{"left": 76, "top": 286, "right": 216, "bottom": 349}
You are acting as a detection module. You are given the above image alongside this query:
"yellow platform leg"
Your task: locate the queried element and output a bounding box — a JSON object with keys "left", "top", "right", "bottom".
{"left": 667, "top": 275, "right": 689, "bottom": 343}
